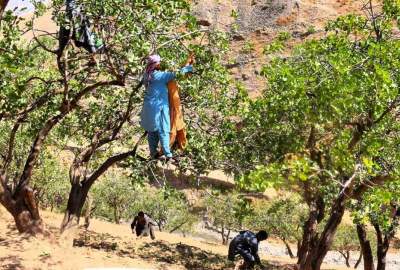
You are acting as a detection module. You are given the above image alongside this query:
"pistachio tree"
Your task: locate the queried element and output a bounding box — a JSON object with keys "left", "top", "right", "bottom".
{"left": 223, "top": 1, "right": 400, "bottom": 269}
{"left": 352, "top": 180, "right": 400, "bottom": 270}
{"left": 0, "top": 0, "right": 234, "bottom": 234}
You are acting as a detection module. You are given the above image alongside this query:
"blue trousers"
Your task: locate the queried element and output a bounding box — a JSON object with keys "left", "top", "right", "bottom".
{"left": 148, "top": 130, "right": 172, "bottom": 158}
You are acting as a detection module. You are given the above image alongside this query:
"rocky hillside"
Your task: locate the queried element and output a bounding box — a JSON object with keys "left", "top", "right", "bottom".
{"left": 23, "top": 1, "right": 365, "bottom": 94}
{"left": 193, "top": 0, "right": 365, "bottom": 94}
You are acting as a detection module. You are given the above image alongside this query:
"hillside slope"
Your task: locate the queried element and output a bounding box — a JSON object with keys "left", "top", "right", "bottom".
{"left": 0, "top": 208, "right": 357, "bottom": 270}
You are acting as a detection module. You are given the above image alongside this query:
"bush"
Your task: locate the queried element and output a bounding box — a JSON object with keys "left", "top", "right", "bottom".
{"left": 32, "top": 152, "right": 69, "bottom": 211}
{"left": 245, "top": 196, "right": 307, "bottom": 258}
{"left": 332, "top": 224, "right": 377, "bottom": 268}
{"left": 204, "top": 192, "right": 253, "bottom": 244}
{"left": 91, "top": 171, "right": 136, "bottom": 224}
{"left": 128, "top": 187, "right": 197, "bottom": 234}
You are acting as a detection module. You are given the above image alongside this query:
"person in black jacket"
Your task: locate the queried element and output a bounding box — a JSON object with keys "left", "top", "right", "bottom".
{"left": 131, "top": 211, "right": 157, "bottom": 240}
{"left": 228, "top": 230, "right": 268, "bottom": 270}
{"left": 58, "top": 0, "right": 105, "bottom": 68}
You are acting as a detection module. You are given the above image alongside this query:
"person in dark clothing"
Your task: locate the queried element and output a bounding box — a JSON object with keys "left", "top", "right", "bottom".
{"left": 131, "top": 211, "right": 157, "bottom": 240}
{"left": 228, "top": 230, "right": 268, "bottom": 270}
{"left": 58, "top": 0, "right": 105, "bottom": 67}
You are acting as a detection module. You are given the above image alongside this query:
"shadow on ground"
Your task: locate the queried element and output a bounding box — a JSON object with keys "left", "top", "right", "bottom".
{"left": 72, "top": 229, "right": 299, "bottom": 270}
{"left": 137, "top": 240, "right": 232, "bottom": 269}
{"left": 0, "top": 255, "right": 24, "bottom": 270}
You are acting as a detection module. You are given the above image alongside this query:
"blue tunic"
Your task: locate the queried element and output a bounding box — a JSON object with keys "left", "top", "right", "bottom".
{"left": 140, "top": 65, "right": 193, "bottom": 132}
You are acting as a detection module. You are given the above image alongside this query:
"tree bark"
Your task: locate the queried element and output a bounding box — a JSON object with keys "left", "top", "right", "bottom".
{"left": 282, "top": 239, "right": 295, "bottom": 259}
{"left": 345, "top": 251, "right": 351, "bottom": 268}
{"left": 297, "top": 240, "right": 302, "bottom": 258}
{"left": 356, "top": 224, "right": 375, "bottom": 270}
{"left": 299, "top": 166, "right": 365, "bottom": 270}
{"left": 373, "top": 223, "right": 390, "bottom": 270}
{"left": 0, "top": 180, "right": 43, "bottom": 234}
{"left": 297, "top": 202, "right": 319, "bottom": 266}
{"left": 0, "top": 80, "right": 122, "bottom": 234}
{"left": 60, "top": 132, "right": 147, "bottom": 231}
{"left": 0, "top": 0, "right": 9, "bottom": 22}
{"left": 113, "top": 205, "right": 120, "bottom": 224}
{"left": 305, "top": 202, "right": 346, "bottom": 270}
{"left": 221, "top": 225, "right": 226, "bottom": 245}
{"left": 84, "top": 194, "right": 93, "bottom": 229}
{"left": 354, "top": 252, "right": 363, "bottom": 269}
{"left": 60, "top": 182, "right": 90, "bottom": 232}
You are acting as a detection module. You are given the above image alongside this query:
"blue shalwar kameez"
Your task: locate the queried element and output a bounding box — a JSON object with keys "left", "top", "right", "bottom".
{"left": 141, "top": 65, "right": 193, "bottom": 158}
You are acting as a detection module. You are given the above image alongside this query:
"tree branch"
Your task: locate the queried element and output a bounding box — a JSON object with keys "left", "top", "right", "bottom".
{"left": 351, "top": 174, "right": 392, "bottom": 200}
{"left": 15, "top": 80, "right": 123, "bottom": 193}
{"left": 0, "top": 0, "right": 9, "bottom": 24}
{"left": 83, "top": 132, "right": 147, "bottom": 188}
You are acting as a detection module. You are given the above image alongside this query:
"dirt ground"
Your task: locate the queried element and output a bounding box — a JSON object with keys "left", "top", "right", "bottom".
{"left": 0, "top": 208, "right": 361, "bottom": 270}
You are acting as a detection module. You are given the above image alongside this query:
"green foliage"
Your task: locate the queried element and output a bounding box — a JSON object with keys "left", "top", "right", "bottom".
{"left": 127, "top": 187, "right": 197, "bottom": 234}
{"left": 352, "top": 180, "right": 400, "bottom": 234}
{"left": 226, "top": 1, "right": 400, "bottom": 197}
{"left": 241, "top": 40, "right": 255, "bottom": 54}
{"left": 332, "top": 224, "right": 360, "bottom": 252}
{"left": 92, "top": 171, "right": 136, "bottom": 223}
{"left": 306, "top": 25, "right": 316, "bottom": 35}
{"left": 245, "top": 196, "right": 307, "bottom": 245}
{"left": 262, "top": 31, "right": 291, "bottom": 55}
{"left": 332, "top": 224, "right": 377, "bottom": 261}
{"left": 204, "top": 192, "right": 253, "bottom": 243}
{"left": 223, "top": 2, "right": 400, "bottom": 263}
{"left": 31, "top": 151, "right": 70, "bottom": 211}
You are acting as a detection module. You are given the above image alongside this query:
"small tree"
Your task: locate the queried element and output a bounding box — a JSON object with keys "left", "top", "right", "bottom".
{"left": 352, "top": 180, "right": 400, "bottom": 270}
{"left": 91, "top": 171, "right": 136, "bottom": 224}
{"left": 245, "top": 197, "right": 307, "bottom": 258}
{"left": 204, "top": 192, "right": 253, "bottom": 245}
{"left": 32, "top": 151, "right": 69, "bottom": 211}
{"left": 332, "top": 224, "right": 367, "bottom": 268}
{"left": 128, "top": 187, "right": 197, "bottom": 234}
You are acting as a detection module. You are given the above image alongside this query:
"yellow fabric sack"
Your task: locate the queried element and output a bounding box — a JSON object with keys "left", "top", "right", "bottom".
{"left": 168, "top": 80, "right": 187, "bottom": 150}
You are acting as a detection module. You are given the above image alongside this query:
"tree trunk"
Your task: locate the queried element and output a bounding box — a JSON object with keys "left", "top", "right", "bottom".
{"left": 354, "top": 252, "right": 363, "bottom": 269}
{"left": 373, "top": 223, "right": 390, "bottom": 270}
{"left": 345, "top": 251, "right": 351, "bottom": 268}
{"left": 301, "top": 200, "right": 346, "bottom": 270}
{"left": 60, "top": 182, "right": 89, "bottom": 232}
{"left": 356, "top": 224, "right": 375, "bottom": 270}
{"left": 300, "top": 167, "right": 365, "bottom": 270}
{"left": 282, "top": 238, "right": 295, "bottom": 259}
{"left": 339, "top": 251, "right": 351, "bottom": 267}
{"left": 0, "top": 185, "right": 43, "bottom": 234}
{"left": 84, "top": 195, "right": 93, "bottom": 230}
{"left": 297, "top": 204, "right": 319, "bottom": 266}
{"left": 61, "top": 132, "right": 146, "bottom": 232}
{"left": 297, "top": 240, "right": 302, "bottom": 258}
{"left": 0, "top": 0, "right": 9, "bottom": 22}
{"left": 221, "top": 225, "right": 226, "bottom": 245}
{"left": 113, "top": 206, "right": 120, "bottom": 224}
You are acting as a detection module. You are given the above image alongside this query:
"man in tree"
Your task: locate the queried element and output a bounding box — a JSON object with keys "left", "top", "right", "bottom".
{"left": 140, "top": 54, "right": 194, "bottom": 160}
{"left": 131, "top": 211, "right": 157, "bottom": 240}
{"left": 58, "top": 0, "right": 105, "bottom": 65}
{"left": 228, "top": 230, "right": 268, "bottom": 270}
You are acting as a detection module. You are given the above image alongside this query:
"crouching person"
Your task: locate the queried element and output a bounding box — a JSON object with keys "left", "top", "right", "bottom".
{"left": 228, "top": 230, "right": 268, "bottom": 270}
{"left": 131, "top": 211, "right": 157, "bottom": 240}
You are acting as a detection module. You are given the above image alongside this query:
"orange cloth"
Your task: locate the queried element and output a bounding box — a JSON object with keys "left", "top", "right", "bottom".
{"left": 168, "top": 80, "right": 187, "bottom": 150}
